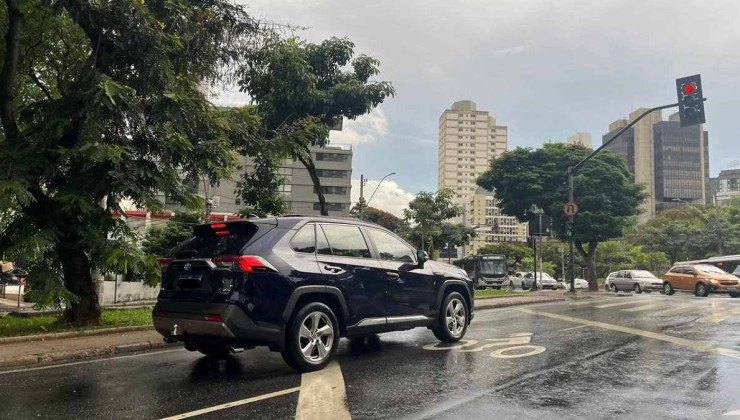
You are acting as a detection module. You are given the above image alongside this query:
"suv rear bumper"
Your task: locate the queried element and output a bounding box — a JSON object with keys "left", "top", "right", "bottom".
{"left": 153, "top": 300, "right": 281, "bottom": 346}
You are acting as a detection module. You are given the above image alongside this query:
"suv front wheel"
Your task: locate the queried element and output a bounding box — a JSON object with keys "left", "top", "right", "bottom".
{"left": 433, "top": 292, "right": 469, "bottom": 342}
{"left": 281, "top": 302, "right": 339, "bottom": 372}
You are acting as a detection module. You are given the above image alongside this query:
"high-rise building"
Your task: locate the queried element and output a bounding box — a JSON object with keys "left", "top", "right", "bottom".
{"left": 162, "top": 145, "right": 353, "bottom": 217}
{"left": 567, "top": 132, "right": 593, "bottom": 149}
{"left": 465, "top": 188, "right": 528, "bottom": 255}
{"left": 438, "top": 100, "right": 508, "bottom": 204}
{"left": 713, "top": 168, "right": 740, "bottom": 206}
{"left": 603, "top": 110, "right": 708, "bottom": 222}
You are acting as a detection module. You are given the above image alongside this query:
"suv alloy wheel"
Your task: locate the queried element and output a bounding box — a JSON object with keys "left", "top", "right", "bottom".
{"left": 281, "top": 302, "right": 340, "bottom": 372}
{"left": 695, "top": 282, "right": 709, "bottom": 297}
{"left": 433, "top": 292, "right": 468, "bottom": 342}
{"left": 663, "top": 282, "right": 675, "bottom": 295}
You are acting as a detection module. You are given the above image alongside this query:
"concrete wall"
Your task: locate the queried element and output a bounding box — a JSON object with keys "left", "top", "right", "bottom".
{"left": 101, "top": 279, "right": 160, "bottom": 304}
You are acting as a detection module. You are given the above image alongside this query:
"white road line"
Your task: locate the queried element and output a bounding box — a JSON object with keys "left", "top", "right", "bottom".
{"left": 0, "top": 348, "right": 185, "bottom": 375}
{"left": 700, "top": 309, "right": 740, "bottom": 324}
{"left": 725, "top": 409, "right": 740, "bottom": 416}
{"left": 519, "top": 308, "right": 740, "bottom": 360}
{"left": 622, "top": 304, "right": 663, "bottom": 312}
{"left": 296, "top": 360, "right": 351, "bottom": 420}
{"left": 160, "top": 387, "right": 300, "bottom": 420}
{"left": 568, "top": 299, "right": 613, "bottom": 307}
{"left": 652, "top": 304, "right": 706, "bottom": 317}
{"left": 557, "top": 324, "right": 591, "bottom": 332}
{"left": 595, "top": 300, "right": 643, "bottom": 309}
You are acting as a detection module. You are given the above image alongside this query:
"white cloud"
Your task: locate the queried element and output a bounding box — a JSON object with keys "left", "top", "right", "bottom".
{"left": 329, "top": 109, "right": 389, "bottom": 146}
{"left": 351, "top": 179, "right": 415, "bottom": 218}
{"left": 491, "top": 45, "right": 530, "bottom": 56}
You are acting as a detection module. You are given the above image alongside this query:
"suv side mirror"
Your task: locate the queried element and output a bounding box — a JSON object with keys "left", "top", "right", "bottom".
{"left": 417, "top": 250, "right": 429, "bottom": 267}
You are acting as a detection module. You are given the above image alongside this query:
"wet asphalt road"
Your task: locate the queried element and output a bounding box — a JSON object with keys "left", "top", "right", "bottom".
{"left": 3, "top": 292, "right": 740, "bottom": 419}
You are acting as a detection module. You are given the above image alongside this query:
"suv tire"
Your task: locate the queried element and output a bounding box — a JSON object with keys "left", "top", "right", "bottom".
{"left": 281, "top": 302, "right": 339, "bottom": 372}
{"left": 433, "top": 291, "right": 468, "bottom": 343}
{"left": 610, "top": 283, "right": 618, "bottom": 293}
{"left": 633, "top": 283, "right": 642, "bottom": 294}
{"left": 729, "top": 292, "right": 740, "bottom": 298}
{"left": 663, "top": 282, "right": 675, "bottom": 295}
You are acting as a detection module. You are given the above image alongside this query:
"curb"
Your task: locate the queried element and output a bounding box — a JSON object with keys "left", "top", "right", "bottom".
{"left": 0, "top": 339, "right": 178, "bottom": 369}
{"left": 0, "top": 325, "right": 154, "bottom": 345}
{"left": 475, "top": 297, "right": 564, "bottom": 311}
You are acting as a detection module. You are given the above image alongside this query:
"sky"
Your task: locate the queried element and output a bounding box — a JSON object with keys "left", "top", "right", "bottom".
{"left": 220, "top": 0, "right": 740, "bottom": 217}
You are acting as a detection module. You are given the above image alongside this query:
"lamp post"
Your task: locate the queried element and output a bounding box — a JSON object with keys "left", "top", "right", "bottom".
{"left": 366, "top": 172, "right": 396, "bottom": 208}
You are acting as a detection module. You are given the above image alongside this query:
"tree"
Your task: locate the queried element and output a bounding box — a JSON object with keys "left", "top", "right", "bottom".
{"left": 350, "top": 205, "right": 407, "bottom": 233}
{"left": 141, "top": 213, "right": 201, "bottom": 257}
{"left": 438, "top": 223, "right": 476, "bottom": 251}
{"left": 628, "top": 204, "right": 740, "bottom": 262}
{"left": 476, "top": 242, "right": 532, "bottom": 272}
{"left": 478, "top": 144, "right": 646, "bottom": 290}
{"left": 237, "top": 36, "right": 394, "bottom": 215}
{"left": 403, "top": 189, "right": 462, "bottom": 257}
{"left": 0, "top": 1, "right": 261, "bottom": 324}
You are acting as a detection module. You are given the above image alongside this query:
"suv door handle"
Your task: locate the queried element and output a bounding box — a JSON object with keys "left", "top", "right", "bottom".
{"left": 387, "top": 272, "right": 400, "bottom": 280}
{"left": 324, "top": 265, "right": 344, "bottom": 274}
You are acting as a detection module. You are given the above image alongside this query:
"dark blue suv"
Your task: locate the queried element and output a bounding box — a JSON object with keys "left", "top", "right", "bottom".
{"left": 153, "top": 216, "right": 474, "bottom": 371}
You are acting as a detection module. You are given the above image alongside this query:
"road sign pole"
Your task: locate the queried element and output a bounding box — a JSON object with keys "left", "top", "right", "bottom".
{"left": 568, "top": 167, "right": 576, "bottom": 294}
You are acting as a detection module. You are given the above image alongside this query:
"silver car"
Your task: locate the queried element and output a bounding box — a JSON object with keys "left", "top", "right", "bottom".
{"left": 609, "top": 270, "right": 663, "bottom": 293}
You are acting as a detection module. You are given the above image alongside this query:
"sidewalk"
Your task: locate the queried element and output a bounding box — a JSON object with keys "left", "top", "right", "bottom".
{"left": 0, "top": 327, "right": 173, "bottom": 368}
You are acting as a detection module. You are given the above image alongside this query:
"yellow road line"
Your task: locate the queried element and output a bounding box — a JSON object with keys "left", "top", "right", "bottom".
{"left": 160, "top": 387, "right": 300, "bottom": 420}
{"left": 296, "top": 360, "right": 351, "bottom": 420}
{"left": 519, "top": 308, "right": 740, "bottom": 360}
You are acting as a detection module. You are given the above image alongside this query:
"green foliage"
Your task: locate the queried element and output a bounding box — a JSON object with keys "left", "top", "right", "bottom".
{"left": 0, "top": 0, "right": 262, "bottom": 324}
{"left": 237, "top": 36, "right": 394, "bottom": 215}
{"left": 478, "top": 143, "right": 646, "bottom": 287}
{"left": 0, "top": 308, "right": 152, "bottom": 338}
{"left": 403, "top": 189, "right": 463, "bottom": 257}
{"left": 628, "top": 204, "right": 740, "bottom": 263}
{"left": 351, "top": 205, "right": 408, "bottom": 233}
{"left": 476, "top": 242, "right": 533, "bottom": 271}
{"left": 141, "top": 213, "right": 200, "bottom": 257}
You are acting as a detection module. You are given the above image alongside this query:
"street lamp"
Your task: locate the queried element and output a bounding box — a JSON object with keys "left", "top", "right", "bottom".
{"left": 366, "top": 172, "right": 396, "bottom": 207}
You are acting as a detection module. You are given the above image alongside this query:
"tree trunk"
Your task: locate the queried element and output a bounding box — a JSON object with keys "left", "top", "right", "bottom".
{"left": 575, "top": 241, "right": 599, "bottom": 291}
{"left": 296, "top": 153, "right": 328, "bottom": 216}
{"left": 0, "top": 0, "right": 23, "bottom": 141}
{"left": 59, "top": 243, "right": 102, "bottom": 325}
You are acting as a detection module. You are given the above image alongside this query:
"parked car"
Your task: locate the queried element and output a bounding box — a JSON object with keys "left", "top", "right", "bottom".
{"left": 0, "top": 268, "right": 27, "bottom": 285}
{"left": 153, "top": 217, "right": 475, "bottom": 372}
{"left": 608, "top": 270, "right": 664, "bottom": 294}
{"left": 557, "top": 278, "right": 589, "bottom": 290}
{"left": 663, "top": 264, "right": 740, "bottom": 297}
{"left": 604, "top": 272, "right": 618, "bottom": 291}
{"left": 510, "top": 272, "right": 557, "bottom": 290}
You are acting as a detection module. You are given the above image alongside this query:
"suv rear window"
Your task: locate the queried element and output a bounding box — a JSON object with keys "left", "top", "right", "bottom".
{"left": 171, "top": 222, "right": 264, "bottom": 258}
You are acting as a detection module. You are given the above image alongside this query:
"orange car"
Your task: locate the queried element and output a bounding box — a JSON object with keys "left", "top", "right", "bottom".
{"left": 663, "top": 264, "right": 740, "bottom": 297}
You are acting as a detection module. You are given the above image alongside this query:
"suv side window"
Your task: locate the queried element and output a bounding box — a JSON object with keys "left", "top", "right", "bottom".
{"left": 319, "top": 224, "right": 372, "bottom": 258}
{"left": 291, "top": 224, "right": 315, "bottom": 253}
{"left": 367, "top": 228, "right": 415, "bottom": 263}
{"left": 669, "top": 267, "right": 683, "bottom": 274}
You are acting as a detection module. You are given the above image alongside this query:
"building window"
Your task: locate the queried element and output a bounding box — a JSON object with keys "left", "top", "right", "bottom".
{"left": 314, "top": 186, "right": 348, "bottom": 195}
{"left": 316, "top": 169, "right": 348, "bottom": 178}
{"left": 313, "top": 202, "right": 347, "bottom": 212}
{"left": 315, "top": 153, "right": 348, "bottom": 162}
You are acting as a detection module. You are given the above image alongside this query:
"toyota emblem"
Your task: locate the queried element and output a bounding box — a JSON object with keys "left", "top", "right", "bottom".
{"left": 183, "top": 263, "right": 192, "bottom": 271}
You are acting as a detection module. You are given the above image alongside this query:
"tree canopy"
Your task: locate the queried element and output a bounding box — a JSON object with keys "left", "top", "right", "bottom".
{"left": 403, "top": 189, "right": 465, "bottom": 257}
{"left": 236, "top": 36, "right": 394, "bottom": 215}
{"left": 350, "top": 205, "right": 407, "bottom": 233}
{"left": 478, "top": 143, "right": 646, "bottom": 288}
{"left": 0, "top": 0, "right": 263, "bottom": 324}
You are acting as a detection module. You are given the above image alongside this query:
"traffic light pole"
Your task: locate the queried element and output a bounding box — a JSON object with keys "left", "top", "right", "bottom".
{"left": 566, "top": 102, "right": 680, "bottom": 294}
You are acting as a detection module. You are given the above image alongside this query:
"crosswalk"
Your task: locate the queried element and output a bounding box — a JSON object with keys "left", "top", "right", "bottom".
{"left": 562, "top": 295, "right": 740, "bottom": 324}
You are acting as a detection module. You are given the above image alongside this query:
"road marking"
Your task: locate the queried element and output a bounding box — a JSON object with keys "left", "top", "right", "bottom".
{"left": 0, "top": 348, "right": 185, "bottom": 376}
{"left": 700, "top": 308, "right": 740, "bottom": 324}
{"left": 725, "top": 409, "right": 740, "bottom": 416}
{"left": 622, "top": 303, "right": 662, "bottom": 312}
{"left": 490, "top": 345, "right": 546, "bottom": 359}
{"left": 594, "top": 300, "right": 641, "bottom": 309}
{"left": 296, "top": 360, "right": 351, "bottom": 420}
{"left": 652, "top": 304, "right": 705, "bottom": 317}
{"left": 557, "top": 324, "right": 591, "bottom": 332}
{"left": 422, "top": 339, "right": 478, "bottom": 351}
{"left": 160, "top": 387, "right": 300, "bottom": 420}
{"left": 568, "top": 299, "right": 613, "bottom": 307}
{"left": 519, "top": 308, "right": 740, "bottom": 360}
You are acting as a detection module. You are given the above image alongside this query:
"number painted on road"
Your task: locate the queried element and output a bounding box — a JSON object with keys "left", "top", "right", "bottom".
{"left": 423, "top": 332, "right": 546, "bottom": 359}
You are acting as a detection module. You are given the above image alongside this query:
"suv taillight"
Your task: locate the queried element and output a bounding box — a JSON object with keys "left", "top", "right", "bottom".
{"left": 211, "top": 255, "right": 277, "bottom": 273}
{"left": 158, "top": 258, "right": 173, "bottom": 270}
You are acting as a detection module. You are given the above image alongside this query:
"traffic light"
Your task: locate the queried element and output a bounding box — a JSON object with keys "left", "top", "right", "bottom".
{"left": 565, "top": 222, "right": 574, "bottom": 238}
{"left": 676, "top": 74, "right": 705, "bottom": 127}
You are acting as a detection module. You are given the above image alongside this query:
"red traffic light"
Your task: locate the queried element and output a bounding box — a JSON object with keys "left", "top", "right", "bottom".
{"left": 683, "top": 83, "right": 696, "bottom": 95}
